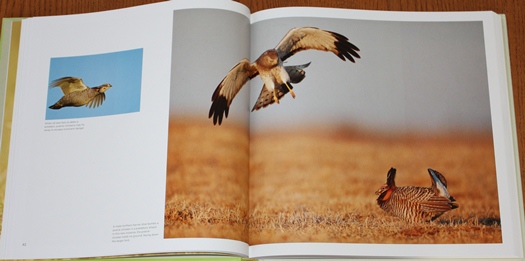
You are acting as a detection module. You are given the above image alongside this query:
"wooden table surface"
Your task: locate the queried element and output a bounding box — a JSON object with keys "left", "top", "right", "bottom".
{"left": 1, "top": 0, "right": 524, "bottom": 204}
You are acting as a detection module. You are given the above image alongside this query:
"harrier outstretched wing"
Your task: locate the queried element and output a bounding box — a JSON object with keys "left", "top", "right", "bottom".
{"left": 209, "top": 59, "right": 259, "bottom": 125}
{"left": 275, "top": 27, "right": 360, "bottom": 62}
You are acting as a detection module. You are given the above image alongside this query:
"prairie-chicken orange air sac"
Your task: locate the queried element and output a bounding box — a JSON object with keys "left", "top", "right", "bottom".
{"left": 376, "top": 167, "right": 458, "bottom": 223}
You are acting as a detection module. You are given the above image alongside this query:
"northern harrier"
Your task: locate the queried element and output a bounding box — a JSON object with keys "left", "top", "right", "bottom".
{"left": 49, "top": 77, "right": 112, "bottom": 109}
{"left": 376, "top": 168, "right": 458, "bottom": 222}
{"left": 209, "top": 27, "right": 360, "bottom": 125}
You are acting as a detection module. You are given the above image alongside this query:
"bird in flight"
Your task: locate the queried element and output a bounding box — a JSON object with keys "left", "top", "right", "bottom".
{"left": 209, "top": 27, "right": 360, "bottom": 125}
{"left": 375, "top": 168, "right": 459, "bottom": 223}
{"left": 48, "top": 77, "right": 112, "bottom": 110}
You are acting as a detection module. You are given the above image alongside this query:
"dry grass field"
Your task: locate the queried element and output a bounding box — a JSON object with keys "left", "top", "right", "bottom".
{"left": 164, "top": 119, "right": 250, "bottom": 242}
{"left": 249, "top": 127, "right": 501, "bottom": 245}
{"left": 163, "top": 120, "right": 501, "bottom": 245}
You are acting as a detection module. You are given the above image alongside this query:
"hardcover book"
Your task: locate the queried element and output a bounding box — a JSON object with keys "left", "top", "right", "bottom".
{"left": 0, "top": 0, "right": 523, "bottom": 260}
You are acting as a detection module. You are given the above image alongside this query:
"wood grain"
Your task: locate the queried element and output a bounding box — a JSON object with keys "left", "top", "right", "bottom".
{"left": 1, "top": 0, "right": 523, "bottom": 207}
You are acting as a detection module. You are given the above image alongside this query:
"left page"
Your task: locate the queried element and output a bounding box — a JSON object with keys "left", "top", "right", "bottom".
{"left": 0, "top": 1, "right": 251, "bottom": 259}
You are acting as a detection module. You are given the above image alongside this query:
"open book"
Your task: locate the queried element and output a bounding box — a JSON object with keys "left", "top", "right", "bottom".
{"left": 0, "top": 0, "right": 523, "bottom": 259}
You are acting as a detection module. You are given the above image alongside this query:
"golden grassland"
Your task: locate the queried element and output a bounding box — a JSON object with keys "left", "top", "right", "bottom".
{"left": 249, "top": 127, "right": 501, "bottom": 244}
{"left": 164, "top": 119, "right": 249, "bottom": 242}
{"left": 164, "top": 120, "right": 502, "bottom": 245}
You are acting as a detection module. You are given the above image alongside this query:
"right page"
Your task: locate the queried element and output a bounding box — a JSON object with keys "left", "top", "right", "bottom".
{"left": 247, "top": 8, "right": 523, "bottom": 259}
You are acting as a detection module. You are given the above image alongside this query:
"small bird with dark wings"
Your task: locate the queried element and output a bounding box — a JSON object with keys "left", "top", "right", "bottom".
{"left": 209, "top": 27, "right": 360, "bottom": 125}
{"left": 48, "top": 77, "right": 112, "bottom": 110}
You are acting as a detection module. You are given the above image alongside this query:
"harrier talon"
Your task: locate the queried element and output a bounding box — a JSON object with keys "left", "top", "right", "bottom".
{"left": 285, "top": 82, "right": 296, "bottom": 98}
{"left": 273, "top": 91, "right": 280, "bottom": 104}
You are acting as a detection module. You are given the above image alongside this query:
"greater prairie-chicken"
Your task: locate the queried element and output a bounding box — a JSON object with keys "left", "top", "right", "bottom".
{"left": 376, "top": 167, "right": 458, "bottom": 222}
{"left": 209, "top": 27, "right": 360, "bottom": 125}
{"left": 49, "top": 77, "right": 112, "bottom": 109}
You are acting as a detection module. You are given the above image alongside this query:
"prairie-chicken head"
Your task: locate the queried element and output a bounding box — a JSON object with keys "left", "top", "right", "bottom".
{"left": 97, "top": 83, "right": 112, "bottom": 93}
{"left": 375, "top": 167, "right": 397, "bottom": 200}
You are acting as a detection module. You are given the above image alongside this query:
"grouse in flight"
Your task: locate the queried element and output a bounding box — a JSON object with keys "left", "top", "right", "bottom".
{"left": 49, "top": 77, "right": 112, "bottom": 110}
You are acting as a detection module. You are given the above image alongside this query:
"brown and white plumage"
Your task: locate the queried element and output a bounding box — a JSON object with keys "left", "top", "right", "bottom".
{"left": 209, "top": 27, "right": 360, "bottom": 125}
{"left": 49, "top": 77, "right": 112, "bottom": 109}
{"left": 375, "top": 168, "right": 459, "bottom": 223}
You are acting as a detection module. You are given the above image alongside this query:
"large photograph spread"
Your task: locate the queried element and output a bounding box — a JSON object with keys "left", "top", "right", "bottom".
{"left": 248, "top": 15, "right": 497, "bottom": 245}
{"left": 165, "top": 7, "right": 500, "bottom": 246}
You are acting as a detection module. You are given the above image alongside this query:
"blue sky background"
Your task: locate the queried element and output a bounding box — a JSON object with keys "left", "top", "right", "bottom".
{"left": 46, "top": 48, "right": 143, "bottom": 120}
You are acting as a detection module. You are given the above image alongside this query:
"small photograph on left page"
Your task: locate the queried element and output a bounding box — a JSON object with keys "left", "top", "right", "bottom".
{"left": 45, "top": 48, "right": 143, "bottom": 120}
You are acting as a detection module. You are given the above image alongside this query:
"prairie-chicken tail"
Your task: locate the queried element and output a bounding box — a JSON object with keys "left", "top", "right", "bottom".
{"left": 428, "top": 168, "right": 458, "bottom": 209}
{"left": 386, "top": 167, "right": 396, "bottom": 187}
{"left": 49, "top": 103, "right": 62, "bottom": 110}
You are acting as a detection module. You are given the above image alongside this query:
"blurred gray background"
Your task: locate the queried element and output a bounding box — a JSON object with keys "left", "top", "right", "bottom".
{"left": 169, "top": 9, "right": 491, "bottom": 135}
{"left": 170, "top": 8, "right": 251, "bottom": 127}
{"left": 249, "top": 17, "right": 490, "bottom": 134}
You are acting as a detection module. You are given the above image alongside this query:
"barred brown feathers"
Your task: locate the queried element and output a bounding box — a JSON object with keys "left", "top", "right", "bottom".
{"left": 49, "top": 77, "right": 112, "bottom": 110}
{"left": 375, "top": 168, "right": 458, "bottom": 223}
